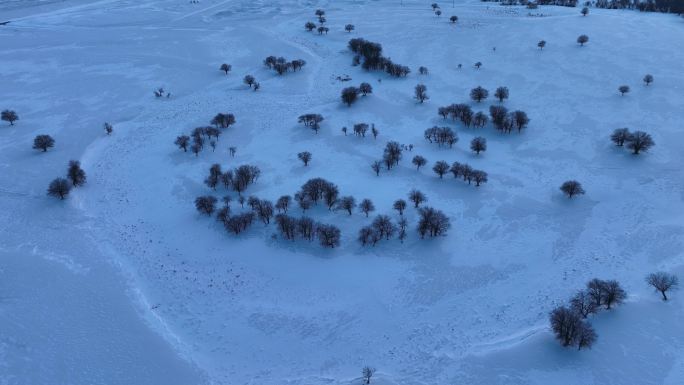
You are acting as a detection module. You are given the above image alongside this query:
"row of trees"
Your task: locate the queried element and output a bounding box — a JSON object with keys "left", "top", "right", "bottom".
{"left": 203, "top": 163, "right": 261, "bottom": 195}
{"left": 438, "top": 103, "right": 529, "bottom": 133}
{"left": 175, "top": 115, "right": 236, "bottom": 156}
{"left": 263, "top": 56, "right": 307, "bottom": 75}
{"left": 298, "top": 113, "right": 325, "bottom": 133}
{"left": 610, "top": 129, "right": 655, "bottom": 154}
{"left": 434, "top": 161, "right": 489, "bottom": 186}
{"left": 47, "top": 160, "right": 87, "bottom": 200}
{"left": 348, "top": 38, "right": 410, "bottom": 77}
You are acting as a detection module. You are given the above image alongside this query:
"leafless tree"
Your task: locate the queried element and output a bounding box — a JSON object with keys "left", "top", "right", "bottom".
{"left": 298, "top": 151, "right": 312, "bottom": 166}
{"left": 359, "top": 198, "right": 375, "bottom": 217}
{"left": 626, "top": 131, "right": 654, "bottom": 154}
{"left": 408, "top": 189, "right": 426, "bottom": 208}
{"left": 646, "top": 272, "right": 679, "bottom": 301}
{"left": 362, "top": 366, "right": 376, "bottom": 384}
{"left": 560, "top": 180, "right": 585, "bottom": 198}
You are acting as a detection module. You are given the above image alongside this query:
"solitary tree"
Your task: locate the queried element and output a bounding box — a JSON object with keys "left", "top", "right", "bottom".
{"left": 408, "top": 189, "right": 426, "bottom": 208}
{"left": 470, "top": 137, "right": 487, "bottom": 155}
{"left": 538, "top": 40, "right": 546, "bottom": 50}
{"left": 625, "top": 131, "right": 654, "bottom": 154}
{"left": 243, "top": 75, "right": 256, "bottom": 88}
{"left": 371, "top": 160, "right": 381, "bottom": 176}
{"left": 175, "top": 135, "right": 190, "bottom": 152}
{"left": 341, "top": 87, "right": 359, "bottom": 106}
{"left": 1, "top": 110, "right": 18, "bottom": 125}
{"left": 549, "top": 306, "right": 581, "bottom": 347}
{"left": 220, "top": 63, "right": 231, "bottom": 75}
{"left": 560, "top": 180, "right": 585, "bottom": 198}
{"left": 67, "top": 160, "right": 87, "bottom": 186}
{"left": 643, "top": 74, "right": 654, "bottom": 86}
{"left": 47, "top": 178, "right": 71, "bottom": 200}
{"left": 359, "top": 82, "right": 373, "bottom": 96}
{"left": 610, "top": 128, "right": 630, "bottom": 146}
{"left": 433, "top": 160, "right": 450, "bottom": 179}
{"left": 646, "top": 272, "right": 678, "bottom": 301}
{"left": 393, "top": 199, "right": 407, "bottom": 216}
{"left": 298, "top": 151, "right": 312, "bottom": 166}
{"left": 471, "top": 170, "right": 488, "bottom": 186}
{"left": 359, "top": 198, "right": 375, "bottom": 217}
{"left": 412, "top": 155, "right": 427, "bottom": 170}
{"left": 104, "top": 122, "right": 113, "bottom": 135}
{"left": 362, "top": 366, "right": 376, "bottom": 384}
{"left": 336, "top": 196, "right": 356, "bottom": 215}
{"left": 305, "top": 21, "right": 316, "bottom": 31}
{"left": 415, "top": 84, "right": 429, "bottom": 103}
{"left": 494, "top": 86, "right": 509, "bottom": 103}
{"left": 577, "top": 35, "right": 589, "bottom": 46}
{"left": 345, "top": 24, "right": 355, "bottom": 32}
{"left": 33, "top": 135, "right": 55, "bottom": 152}
{"left": 450, "top": 15, "right": 458, "bottom": 23}
{"left": 618, "top": 85, "right": 630, "bottom": 96}
{"left": 470, "top": 86, "right": 488, "bottom": 103}
{"left": 581, "top": 6, "right": 589, "bottom": 16}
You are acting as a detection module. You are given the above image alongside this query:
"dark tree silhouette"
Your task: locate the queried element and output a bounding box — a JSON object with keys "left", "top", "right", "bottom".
{"left": 341, "top": 87, "right": 359, "bottom": 106}
{"left": 418, "top": 66, "right": 429, "bottom": 75}
{"left": 362, "top": 366, "right": 376, "bottom": 385}
{"left": 298, "top": 151, "right": 312, "bottom": 166}
{"left": 581, "top": 6, "right": 589, "bottom": 15}
{"left": 601, "top": 280, "right": 627, "bottom": 309}
{"left": 417, "top": 207, "right": 450, "bottom": 238}
{"left": 67, "top": 160, "right": 86, "bottom": 187}
{"left": 577, "top": 35, "right": 589, "bottom": 46}
{"left": 618, "top": 85, "right": 630, "bottom": 96}
{"left": 359, "top": 82, "right": 373, "bottom": 96}
{"left": 47, "top": 178, "right": 71, "bottom": 200}
{"left": 393, "top": 199, "right": 407, "bottom": 216}
{"left": 336, "top": 196, "right": 356, "bottom": 215}
{"left": 211, "top": 113, "right": 236, "bottom": 128}
{"left": 471, "top": 170, "right": 488, "bottom": 186}
{"left": 345, "top": 24, "right": 355, "bottom": 32}
{"left": 575, "top": 322, "right": 597, "bottom": 350}
{"left": 646, "top": 272, "right": 679, "bottom": 301}
{"left": 412, "top": 155, "right": 427, "bottom": 170}
{"left": 220, "top": 63, "right": 231, "bottom": 75}
{"left": 470, "top": 86, "right": 488, "bottom": 103}
{"left": 570, "top": 290, "right": 598, "bottom": 318}
{"left": 382, "top": 141, "right": 403, "bottom": 170}
{"left": 560, "top": 180, "right": 585, "bottom": 198}
{"left": 473, "top": 111, "right": 488, "bottom": 128}
{"left": 433, "top": 161, "right": 450, "bottom": 179}
{"left": 494, "top": 86, "right": 509, "bottom": 103}
{"left": 626, "top": 131, "right": 654, "bottom": 154}
{"left": 298, "top": 113, "right": 324, "bottom": 133}
{"left": 195, "top": 196, "right": 217, "bottom": 215}
{"left": 33, "top": 135, "right": 55, "bottom": 152}
{"left": 415, "top": 84, "right": 429, "bottom": 103}
{"left": 275, "top": 195, "right": 291, "bottom": 213}
{"left": 317, "top": 224, "right": 341, "bottom": 248}
{"left": 408, "top": 189, "right": 427, "bottom": 208}
{"left": 1, "top": 110, "right": 18, "bottom": 125}
{"left": 549, "top": 306, "right": 582, "bottom": 347}
{"left": 538, "top": 40, "right": 546, "bottom": 50}
{"left": 474, "top": 61, "right": 482, "bottom": 69}
{"left": 643, "top": 74, "right": 654, "bottom": 86}
{"left": 175, "top": 135, "right": 190, "bottom": 152}
{"left": 104, "top": 122, "right": 113, "bottom": 135}
{"left": 512, "top": 110, "right": 529, "bottom": 132}
{"left": 470, "top": 137, "right": 487, "bottom": 154}
{"left": 435, "top": 9, "right": 442, "bottom": 16}
{"left": 372, "top": 215, "right": 396, "bottom": 240}
{"left": 305, "top": 21, "right": 316, "bottom": 31}
{"left": 450, "top": 15, "right": 458, "bottom": 23}
{"left": 610, "top": 128, "right": 630, "bottom": 146}
{"left": 359, "top": 198, "right": 375, "bottom": 217}
{"left": 371, "top": 160, "right": 381, "bottom": 176}
{"left": 243, "top": 75, "right": 256, "bottom": 88}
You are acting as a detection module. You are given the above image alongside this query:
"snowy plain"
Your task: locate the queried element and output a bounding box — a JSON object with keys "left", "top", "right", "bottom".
{"left": 1, "top": 0, "right": 684, "bottom": 384}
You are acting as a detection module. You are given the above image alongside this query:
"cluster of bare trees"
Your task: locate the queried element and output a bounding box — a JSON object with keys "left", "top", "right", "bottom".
{"left": 263, "top": 56, "right": 307, "bottom": 75}
{"left": 359, "top": 215, "right": 406, "bottom": 245}
{"left": 340, "top": 82, "right": 373, "bottom": 107}
{"left": 348, "top": 38, "right": 410, "bottom": 77}
{"left": 438, "top": 103, "right": 486, "bottom": 128}
{"left": 550, "top": 278, "right": 628, "bottom": 350}
{"left": 489, "top": 106, "right": 529, "bottom": 133}
{"left": 275, "top": 214, "right": 341, "bottom": 247}
{"left": 243, "top": 75, "right": 259, "bottom": 91}
{"left": 438, "top": 161, "right": 488, "bottom": 186}
{"left": 438, "top": 102, "right": 526, "bottom": 134}
{"left": 298, "top": 113, "right": 324, "bottom": 133}
{"left": 424, "top": 126, "right": 457, "bottom": 147}
{"left": 417, "top": 207, "right": 450, "bottom": 238}
{"left": 610, "top": 128, "right": 655, "bottom": 154}
{"left": 203, "top": 163, "right": 260, "bottom": 196}
{"left": 304, "top": 9, "right": 329, "bottom": 35}
{"left": 175, "top": 115, "right": 235, "bottom": 156}
{"left": 47, "top": 160, "right": 87, "bottom": 200}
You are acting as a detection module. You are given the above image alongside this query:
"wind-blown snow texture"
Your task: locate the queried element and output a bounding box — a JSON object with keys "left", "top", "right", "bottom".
{"left": 1, "top": 1, "right": 683, "bottom": 384}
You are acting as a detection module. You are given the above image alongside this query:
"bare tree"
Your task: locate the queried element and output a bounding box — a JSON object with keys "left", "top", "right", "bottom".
{"left": 470, "top": 86, "right": 488, "bottom": 103}
{"left": 433, "top": 160, "right": 450, "bottom": 179}
{"left": 450, "top": 15, "right": 458, "bottom": 23}
{"left": 538, "top": 40, "right": 546, "bottom": 50}
{"left": 643, "top": 74, "right": 654, "bottom": 86}
{"left": 560, "top": 180, "right": 585, "bottom": 198}
{"left": 195, "top": 196, "right": 217, "bottom": 215}
{"left": 610, "top": 128, "right": 630, "bottom": 146}
{"left": 470, "top": 137, "right": 487, "bottom": 154}
{"left": 408, "top": 189, "right": 426, "bottom": 208}
{"left": 581, "top": 6, "right": 589, "bottom": 16}
{"left": 417, "top": 207, "right": 450, "bottom": 238}
{"left": 371, "top": 160, "right": 381, "bottom": 176}
{"left": 474, "top": 61, "right": 482, "bottom": 69}
{"left": 575, "top": 322, "right": 597, "bottom": 350}
{"left": 359, "top": 82, "right": 373, "bottom": 96}
{"left": 393, "top": 199, "right": 407, "bottom": 216}
{"left": 220, "top": 63, "right": 232, "bottom": 75}
{"left": 47, "top": 178, "right": 71, "bottom": 200}
{"left": 298, "top": 151, "right": 312, "bottom": 166}
{"left": 577, "top": 34, "right": 589, "bottom": 46}
{"left": 646, "top": 272, "right": 679, "bottom": 301}
{"left": 67, "top": 160, "right": 87, "bottom": 187}
{"left": 1, "top": 110, "right": 18, "bottom": 125}
{"left": 305, "top": 21, "right": 316, "bottom": 31}
{"left": 336, "top": 196, "right": 356, "bottom": 215}
{"left": 104, "top": 122, "right": 113, "bottom": 135}
{"left": 471, "top": 170, "right": 488, "bottom": 186}
{"left": 243, "top": 75, "right": 256, "bottom": 88}
{"left": 618, "top": 85, "right": 630, "bottom": 96}
{"left": 341, "top": 87, "right": 359, "bottom": 106}
{"left": 626, "top": 131, "right": 654, "bottom": 154}
{"left": 549, "top": 306, "right": 582, "bottom": 347}
{"left": 412, "top": 155, "right": 427, "bottom": 170}
{"left": 345, "top": 24, "right": 355, "bottom": 32}
{"left": 494, "top": 86, "right": 509, "bottom": 103}
{"left": 415, "top": 84, "right": 429, "bottom": 103}
{"left": 33, "top": 135, "right": 55, "bottom": 152}
{"left": 602, "top": 280, "right": 627, "bottom": 309}
{"left": 570, "top": 290, "right": 598, "bottom": 318}
{"left": 359, "top": 198, "right": 375, "bottom": 217}
{"left": 298, "top": 113, "right": 324, "bottom": 133}
{"left": 317, "top": 224, "right": 341, "bottom": 248}
{"left": 418, "top": 66, "right": 429, "bottom": 75}
{"left": 276, "top": 195, "right": 291, "bottom": 213}
{"left": 362, "top": 366, "right": 376, "bottom": 384}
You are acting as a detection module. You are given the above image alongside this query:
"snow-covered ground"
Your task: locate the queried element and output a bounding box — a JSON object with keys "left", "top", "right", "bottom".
{"left": 1, "top": 1, "right": 683, "bottom": 384}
